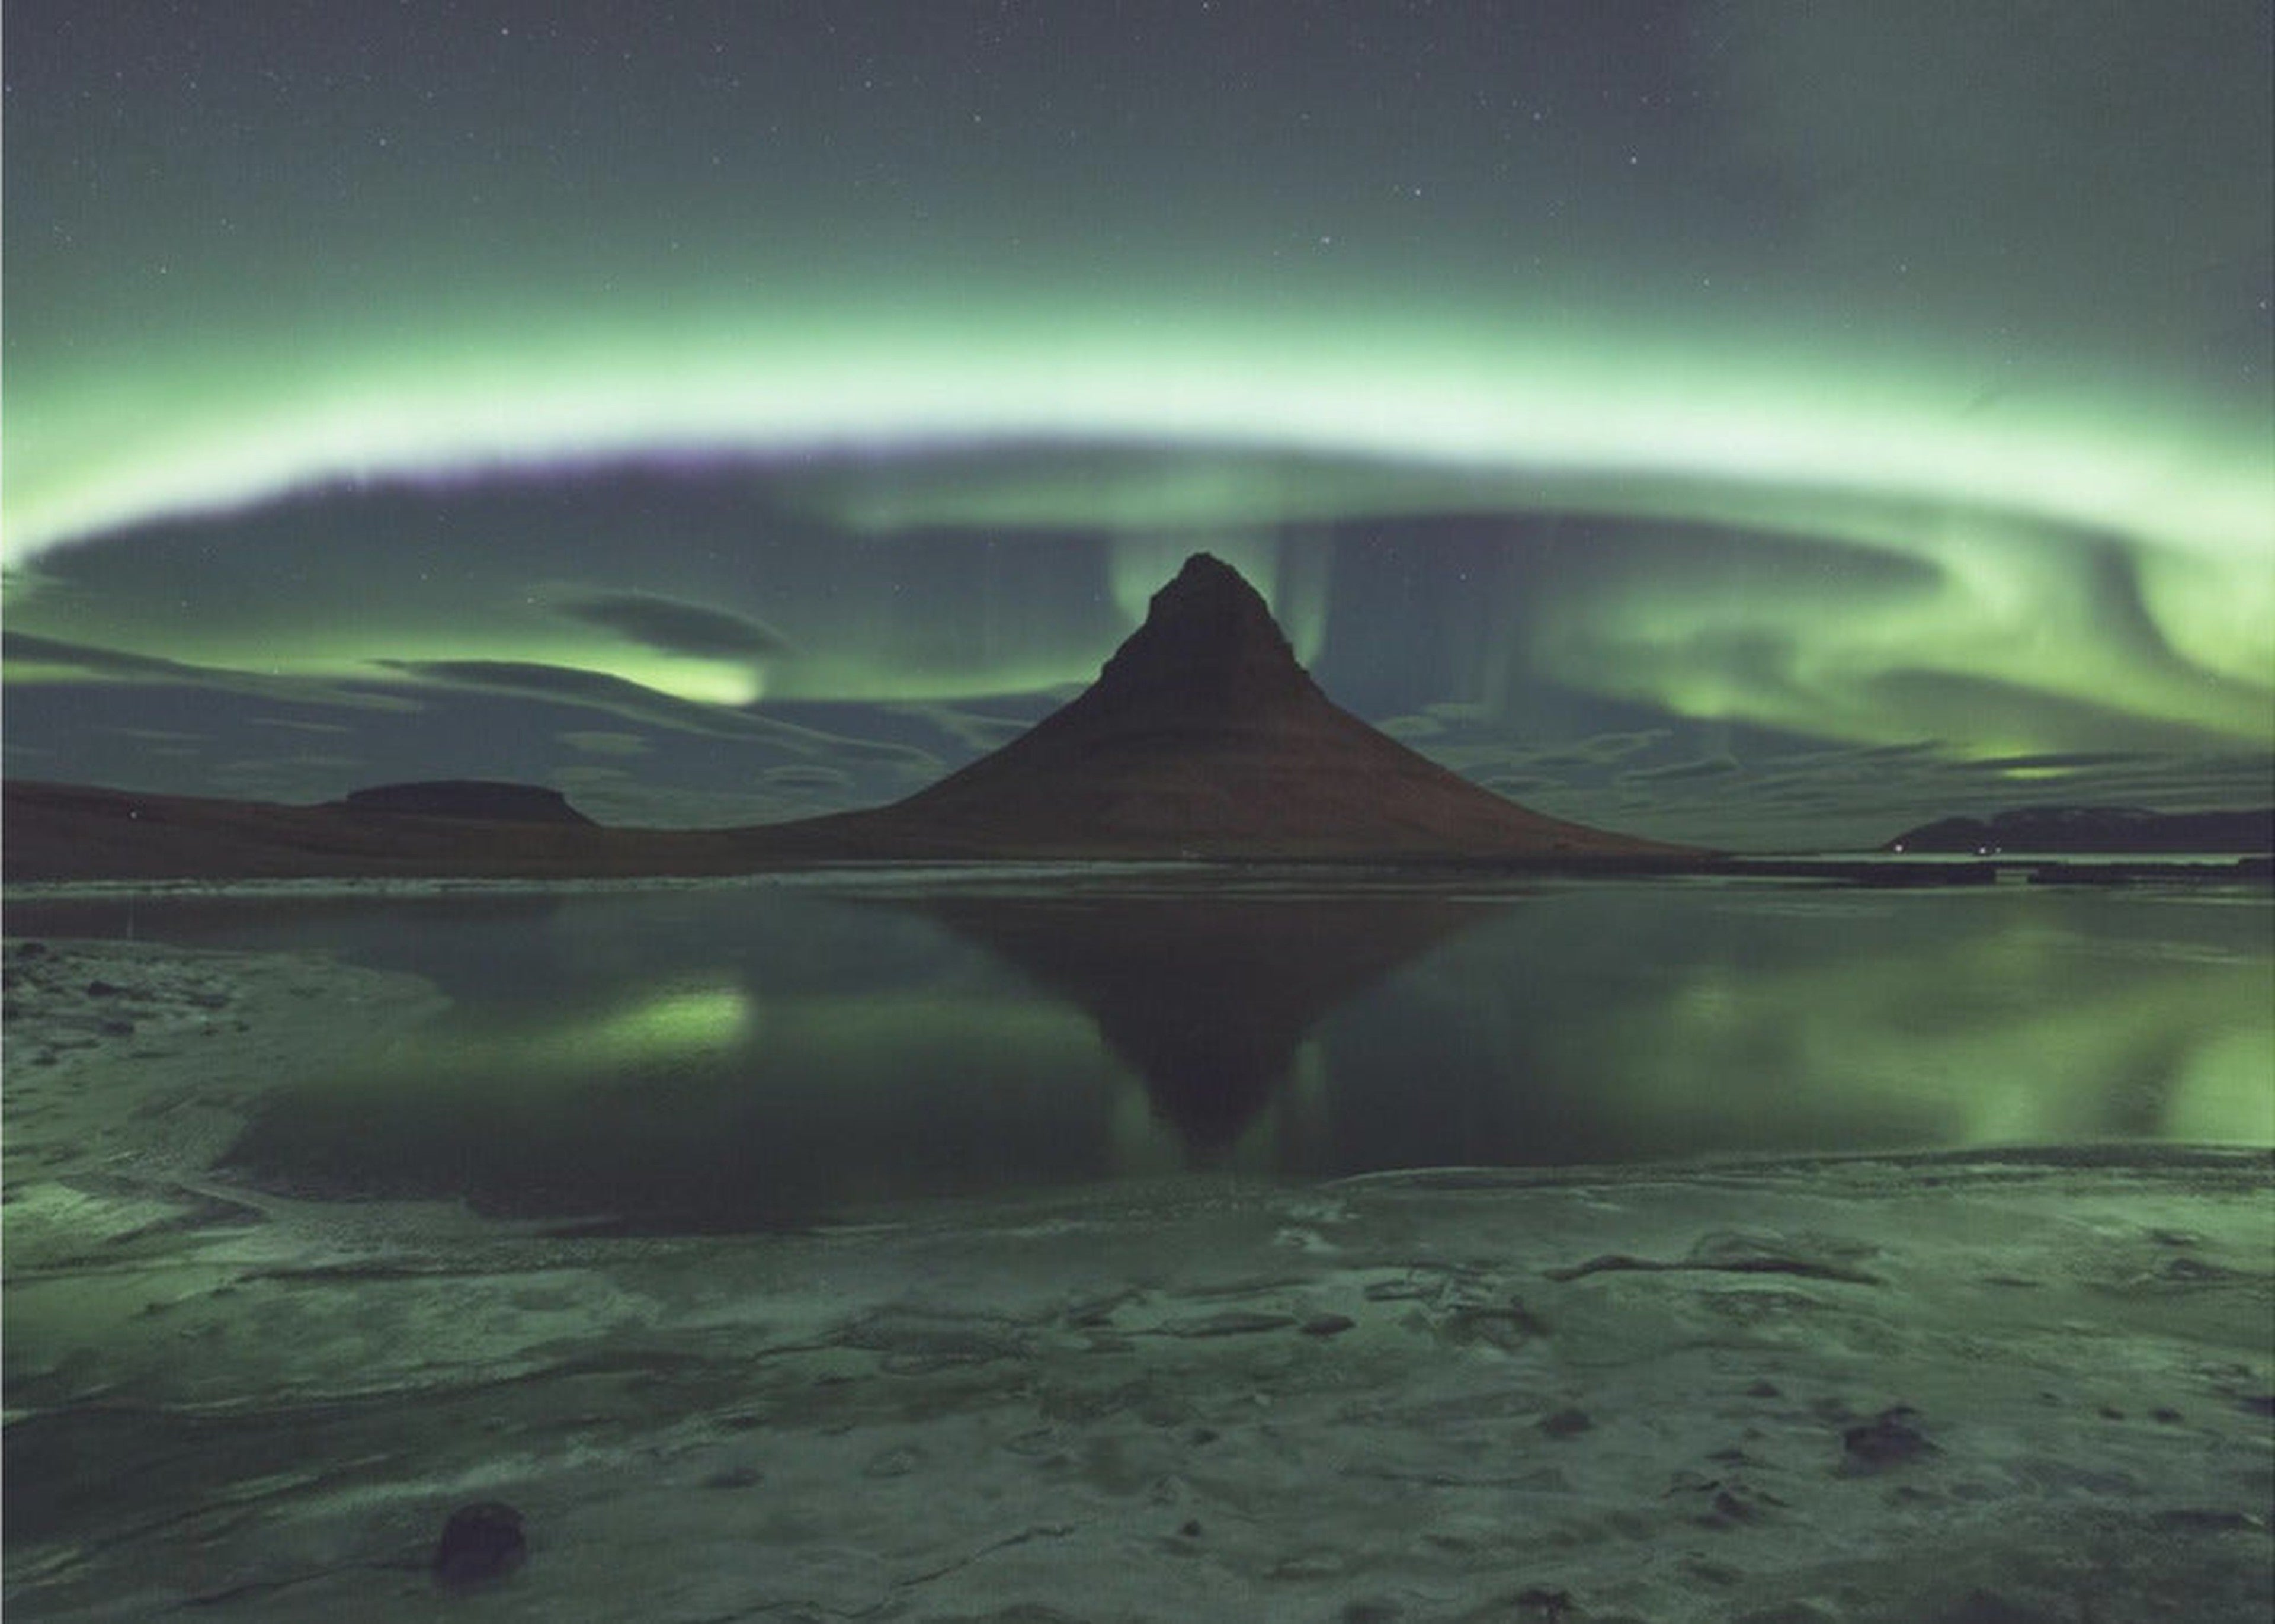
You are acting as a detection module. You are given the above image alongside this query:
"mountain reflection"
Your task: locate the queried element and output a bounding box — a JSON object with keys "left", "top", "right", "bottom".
{"left": 886, "top": 891, "right": 1490, "bottom": 1150}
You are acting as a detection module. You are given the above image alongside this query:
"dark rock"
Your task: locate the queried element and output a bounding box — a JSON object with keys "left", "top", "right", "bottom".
{"left": 1538, "top": 1407, "right": 1593, "bottom": 1438}
{"left": 1667, "top": 1469, "right": 1783, "bottom": 1528}
{"left": 1513, "top": 1588, "right": 1574, "bottom": 1620}
{"left": 1363, "top": 1279, "right": 1434, "bottom": 1302}
{"left": 1841, "top": 1405, "right": 1936, "bottom": 1472}
{"left": 431, "top": 1500, "right": 527, "bottom": 1585}
{"left": 1935, "top": 1588, "right": 2062, "bottom": 1624}
{"left": 1301, "top": 1313, "right": 1357, "bottom": 1337}
{"left": 2154, "top": 1507, "right": 2263, "bottom": 1531}
{"left": 1159, "top": 1310, "right": 1299, "bottom": 1338}
{"left": 1745, "top": 1379, "right": 1783, "bottom": 1398}
{"left": 84, "top": 980, "right": 126, "bottom": 997}
{"left": 15, "top": 940, "right": 48, "bottom": 957}
{"left": 1064, "top": 1290, "right": 1133, "bottom": 1328}
{"left": 1707, "top": 1488, "right": 1761, "bottom": 1526}
{"left": 1444, "top": 1301, "right": 1549, "bottom": 1352}
{"left": 1341, "top": 1600, "right": 1403, "bottom": 1624}
{"left": 1178, "top": 1519, "right": 1203, "bottom": 1538}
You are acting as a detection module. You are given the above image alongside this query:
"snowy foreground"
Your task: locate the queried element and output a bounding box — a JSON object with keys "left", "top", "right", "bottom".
{"left": 5, "top": 938, "right": 2271, "bottom": 1623}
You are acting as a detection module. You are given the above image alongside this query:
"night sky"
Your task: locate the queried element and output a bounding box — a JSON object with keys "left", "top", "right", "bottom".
{"left": 5, "top": 1, "right": 2270, "bottom": 850}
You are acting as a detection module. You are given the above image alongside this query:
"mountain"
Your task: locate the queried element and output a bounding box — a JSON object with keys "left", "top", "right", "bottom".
{"left": 1886, "top": 805, "right": 2274, "bottom": 855}
{"left": 1, "top": 553, "right": 1690, "bottom": 880}
{"left": 335, "top": 780, "right": 595, "bottom": 824}
{"left": 790, "top": 552, "right": 1688, "bottom": 860}
{"left": 0, "top": 779, "right": 653, "bottom": 882}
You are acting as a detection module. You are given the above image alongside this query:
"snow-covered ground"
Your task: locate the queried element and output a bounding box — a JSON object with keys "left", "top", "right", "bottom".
{"left": 5, "top": 937, "right": 2270, "bottom": 1622}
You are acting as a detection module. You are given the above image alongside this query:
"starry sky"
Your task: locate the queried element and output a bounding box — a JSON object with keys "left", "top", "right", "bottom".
{"left": 4, "top": 0, "right": 2270, "bottom": 850}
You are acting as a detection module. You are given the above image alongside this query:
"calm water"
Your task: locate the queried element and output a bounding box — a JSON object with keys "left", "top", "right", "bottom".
{"left": 15, "top": 872, "right": 2271, "bottom": 1230}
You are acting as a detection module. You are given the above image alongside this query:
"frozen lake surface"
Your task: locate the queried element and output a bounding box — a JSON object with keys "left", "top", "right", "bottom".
{"left": 4, "top": 872, "right": 2271, "bottom": 1620}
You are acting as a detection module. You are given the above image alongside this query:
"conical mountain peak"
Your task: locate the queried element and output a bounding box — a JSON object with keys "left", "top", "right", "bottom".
{"left": 1090, "top": 552, "right": 1309, "bottom": 715}
{"left": 1151, "top": 551, "right": 1278, "bottom": 623}
{"left": 845, "top": 552, "right": 1691, "bottom": 859}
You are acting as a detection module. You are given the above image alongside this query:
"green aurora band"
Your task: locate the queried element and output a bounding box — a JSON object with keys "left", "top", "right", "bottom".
{"left": 8, "top": 298, "right": 2267, "bottom": 750}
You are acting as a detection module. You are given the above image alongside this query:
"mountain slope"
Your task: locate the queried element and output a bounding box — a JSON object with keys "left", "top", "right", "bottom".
{"left": 790, "top": 552, "right": 1688, "bottom": 859}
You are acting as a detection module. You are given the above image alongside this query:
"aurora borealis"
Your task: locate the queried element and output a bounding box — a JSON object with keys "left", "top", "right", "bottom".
{"left": 4, "top": 1, "right": 2269, "bottom": 848}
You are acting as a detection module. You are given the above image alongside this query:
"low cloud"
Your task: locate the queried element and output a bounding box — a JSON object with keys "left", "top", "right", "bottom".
{"left": 4, "top": 632, "right": 418, "bottom": 712}
{"left": 559, "top": 729, "right": 651, "bottom": 757}
{"left": 247, "top": 716, "right": 358, "bottom": 735}
{"left": 546, "top": 588, "right": 789, "bottom": 659}
{"left": 1376, "top": 714, "right": 1444, "bottom": 741}
{"left": 380, "top": 659, "right": 922, "bottom": 767}
{"left": 1622, "top": 755, "right": 1743, "bottom": 783}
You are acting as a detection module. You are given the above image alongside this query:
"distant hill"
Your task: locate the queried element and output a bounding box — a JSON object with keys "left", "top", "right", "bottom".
{"left": 334, "top": 780, "right": 596, "bottom": 824}
{"left": 1886, "top": 806, "right": 2274, "bottom": 854}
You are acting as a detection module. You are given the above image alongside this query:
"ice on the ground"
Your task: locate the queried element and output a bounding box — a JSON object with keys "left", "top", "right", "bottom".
{"left": 4, "top": 939, "right": 2270, "bottom": 1622}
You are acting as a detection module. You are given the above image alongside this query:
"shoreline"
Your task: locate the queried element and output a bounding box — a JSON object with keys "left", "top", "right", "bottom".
{"left": 2, "top": 937, "right": 451, "bottom": 1263}
{"left": 8, "top": 850, "right": 2271, "bottom": 909}
{"left": 9, "top": 777, "right": 2268, "bottom": 892}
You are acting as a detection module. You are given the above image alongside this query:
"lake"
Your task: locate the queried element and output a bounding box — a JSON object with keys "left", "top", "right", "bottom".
{"left": 15, "top": 869, "right": 2270, "bottom": 1232}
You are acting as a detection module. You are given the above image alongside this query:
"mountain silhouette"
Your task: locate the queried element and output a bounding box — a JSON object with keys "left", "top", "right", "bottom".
{"left": 1, "top": 553, "right": 1691, "bottom": 878}
{"left": 898, "top": 889, "right": 1491, "bottom": 1150}
{"left": 335, "top": 780, "right": 595, "bottom": 824}
{"left": 800, "top": 552, "right": 1686, "bottom": 859}
{"left": 1885, "top": 805, "right": 2274, "bottom": 855}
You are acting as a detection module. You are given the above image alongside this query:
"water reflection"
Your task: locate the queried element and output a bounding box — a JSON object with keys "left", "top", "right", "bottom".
{"left": 1318, "top": 888, "right": 2274, "bottom": 1170}
{"left": 213, "top": 886, "right": 1489, "bottom": 1229}
{"left": 895, "top": 892, "right": 1486, "bottom": 1149}
{"left": 15, "top": 879, "right": 2267, "bottom": 1232}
